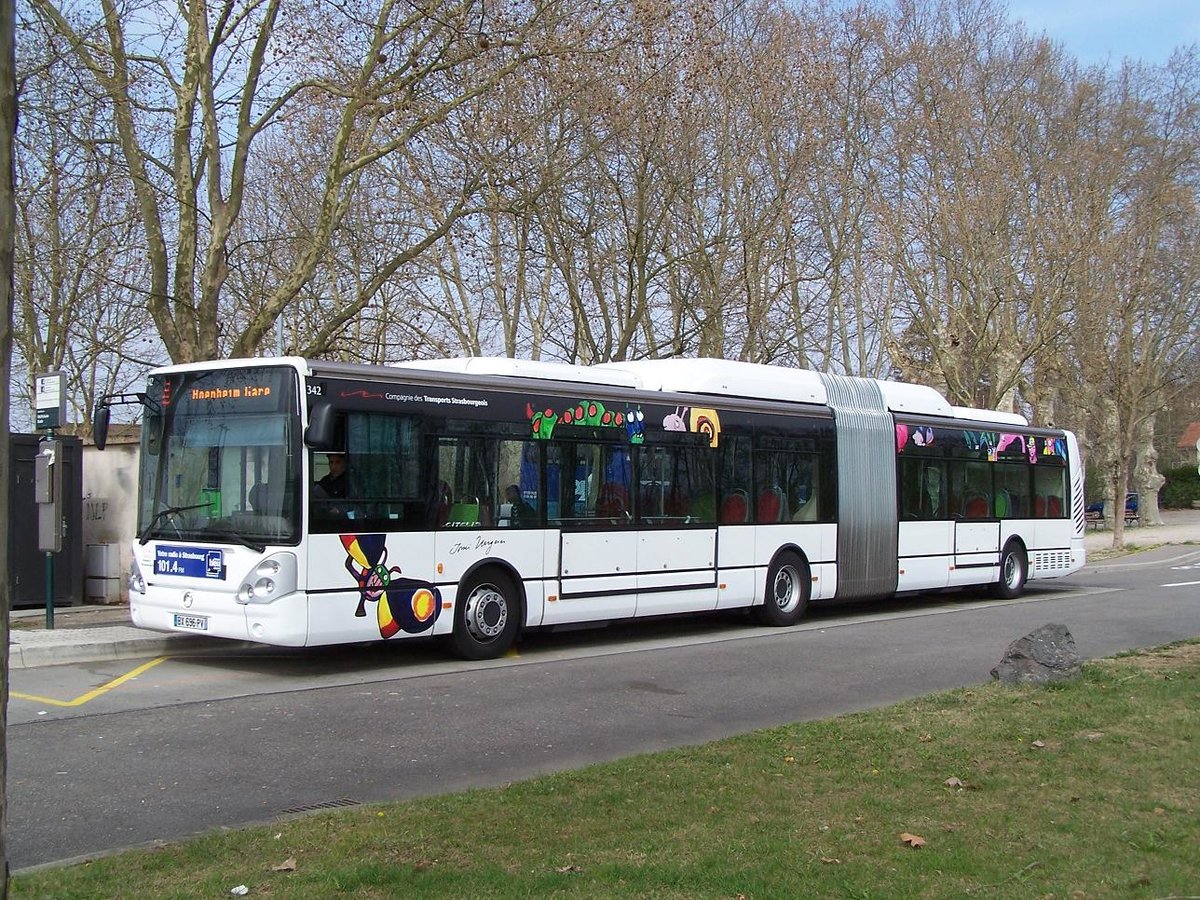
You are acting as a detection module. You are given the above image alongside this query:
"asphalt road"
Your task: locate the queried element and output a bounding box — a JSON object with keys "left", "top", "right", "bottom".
{"left": 8, "top": 547, "right": 1200, "bottom": 871}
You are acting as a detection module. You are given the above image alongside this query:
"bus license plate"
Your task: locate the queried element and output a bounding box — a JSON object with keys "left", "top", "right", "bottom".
{"left": 173, "top": 613, "right": 208, "bottom": 631}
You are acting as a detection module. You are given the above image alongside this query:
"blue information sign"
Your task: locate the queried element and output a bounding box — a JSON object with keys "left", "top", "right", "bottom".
{"left": 154, "top": 546, "right": 226, "bottom": 580}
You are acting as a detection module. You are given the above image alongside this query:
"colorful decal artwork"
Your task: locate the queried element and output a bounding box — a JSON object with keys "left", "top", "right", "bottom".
{"left": 1043, "top": 437, "right": 1068, "bottom": 459}
{"left": 625, "top": 409, "right": 645, "bottom": 443}
{"left": 690, "top": 407, "right": 721, "bottom": 447}
{"left": 525, "top": 400, "right": 645, "bottom": 443}
{"left": 662, "top": 406, "right": 722, "bottom": 447}
{"left": 339, "top": 534, "right": 441, "bottom": 639}
{"left": 997, "top": 433, "right": 1037, "bottom": 463}
{"left": 901, "top": 426, "right": 1068, "bottom": 463}
{"left": 964, "top": 430, "right": 996, "bottom": 455}
{"left": 896, "top": 423, "right": 934, "bottom": 450}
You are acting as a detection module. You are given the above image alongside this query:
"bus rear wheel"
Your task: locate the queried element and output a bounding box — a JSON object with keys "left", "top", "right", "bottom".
{"left": 990, "top": 542, "right": 1027, "bottom": 599}
{"left": 755, "top": 551, "right": 810, "bottom": 626}
{"left": 451, "top": 570, "right": 520, "bottom": 660}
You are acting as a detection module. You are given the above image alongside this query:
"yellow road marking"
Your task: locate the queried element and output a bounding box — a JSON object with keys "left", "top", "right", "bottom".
{"left": 11, "top": 657, "right": 169, "bottom": 708}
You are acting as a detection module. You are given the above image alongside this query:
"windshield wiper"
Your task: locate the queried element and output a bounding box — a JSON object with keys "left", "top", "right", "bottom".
{"left": 201, "top": 526, "right": 267, "bottom": 554}
{"left": 138, "top": 502, "right": 212, "bottom": 544}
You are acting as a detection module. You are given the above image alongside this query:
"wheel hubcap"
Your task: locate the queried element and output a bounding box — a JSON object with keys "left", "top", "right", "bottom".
{"left": 1004, "top": 554, "right": 1021, "bottom": 587}
{"left": 465, "top": 584, "right": 508, "bottom": 641}
{"left": 773, "top": 566, "right": 800, "bottom": 613}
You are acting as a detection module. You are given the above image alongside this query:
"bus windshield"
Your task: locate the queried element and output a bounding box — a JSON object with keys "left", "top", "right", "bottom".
{"left": 138, "top": 366, "right": 301, "bottom": 548}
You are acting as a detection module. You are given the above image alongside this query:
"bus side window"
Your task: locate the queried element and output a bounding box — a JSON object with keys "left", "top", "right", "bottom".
{"left": 898, "top": 458, "right": 925, "bottom": 520}
{"left": 1034, "top": 465, "right": 1067, "bottom": 518}
{"left": 495, "top": 440, "right": 540, "bottom": 528}
{"left": 921, "top": 463, "right": 945, "bottom": 519}
{"left": 995, "top": 462, "right": 1030, "bottom": 518}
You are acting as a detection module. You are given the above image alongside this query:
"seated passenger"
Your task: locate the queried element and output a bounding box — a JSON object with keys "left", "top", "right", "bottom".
{"left": 503, "top": 484, "right": 537, "bottom": 526}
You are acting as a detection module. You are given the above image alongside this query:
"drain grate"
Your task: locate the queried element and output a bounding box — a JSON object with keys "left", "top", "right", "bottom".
{"left": 277, "top": 797, "right": 361, "bottom": 817}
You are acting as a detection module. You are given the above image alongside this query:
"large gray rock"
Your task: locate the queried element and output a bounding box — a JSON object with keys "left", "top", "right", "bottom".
{"left": 990, "top": 623, "right": 1082, "bottom": 685}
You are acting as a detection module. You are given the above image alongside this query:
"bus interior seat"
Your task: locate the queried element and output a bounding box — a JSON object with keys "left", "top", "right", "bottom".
{"left": 249, "top": 482, "right": 285, "bottom": 517}
{"left": 757, "top": 486, "right": 785, "bottom": 523}
{"left": 446, "top": 497, "right": 481, "bottom": 527}
{"left": 638, "top": 483, "right": 661, "bottom": 517}
{"left": 1047, "top": 495, "right": 1062, "bottom": 517}
{"left": 720, "top": 490, "right": 749, "bottom": 524}
{"left": 691, "top": 492, "right": 715, "bottom": 522}
{"left": 596, "top": 483, "right": 628, "bottom": 519}
{"left": 664, "top": 487, "right": 689, "bottom": 518}
{"left": 432, "top": 481, "right": 453, "bottom": 527}
{"left": 994, "top": 491, "right": 1010, "bottom": 517}
{"left": 792, "top": 494, "right": 818, "bottom": 521}
{"left": 1034, "top": 495, "right": 1046, "bottom": 517}
{"left": 964, "top": 494, "right": 989, "bottom": 518}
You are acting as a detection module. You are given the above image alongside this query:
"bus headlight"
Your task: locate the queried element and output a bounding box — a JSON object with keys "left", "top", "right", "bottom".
{"left": 236, "top": 553, "right": 297, "bottom": 605}
{"left": 129, "top": 554, "right": 146, "bottom": 595}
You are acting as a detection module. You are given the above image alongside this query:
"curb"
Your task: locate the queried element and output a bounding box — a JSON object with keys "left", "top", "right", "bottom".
{"left": 1082, "top": 546, "right": 1200, "bottom": 571}
{"left": 8, "top": 633, "right": 256, "bottom": 669}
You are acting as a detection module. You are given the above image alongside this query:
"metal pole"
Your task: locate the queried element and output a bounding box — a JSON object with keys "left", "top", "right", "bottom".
{"left": 44, "top": 427, "right": 55, "bottom": 628}
{"left": 44, "top": 550, "right": 53, "bottom": 629}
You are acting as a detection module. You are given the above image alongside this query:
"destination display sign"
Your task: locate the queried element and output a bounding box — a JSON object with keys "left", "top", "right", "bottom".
{"left": 151, "top": 366, "right": 295, "bottom": 415}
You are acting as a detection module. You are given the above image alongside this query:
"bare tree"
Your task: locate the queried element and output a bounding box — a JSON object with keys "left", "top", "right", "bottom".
{"left": 32, "top": 0, "right": 615, "bottom": 363}
{"left": 879, "top": 0, "right": 1077, "bottom": 408}
{"left": 13, "top": 13, "right": 160, "bottom": 432}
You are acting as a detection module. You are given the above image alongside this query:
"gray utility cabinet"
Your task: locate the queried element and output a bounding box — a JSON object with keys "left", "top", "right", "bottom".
{"left": 9, "top": 433, "right": 83, "bottom": 608}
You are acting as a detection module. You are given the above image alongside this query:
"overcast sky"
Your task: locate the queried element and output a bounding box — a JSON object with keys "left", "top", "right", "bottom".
{"left": 1007, "top": 0, "right": 1200, "bottom": 66}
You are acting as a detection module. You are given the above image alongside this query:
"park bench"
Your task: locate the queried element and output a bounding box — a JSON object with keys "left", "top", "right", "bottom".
{"left": 1084, "top": 493, "right": 1140, "bottom": 528}
{"left": 1123, "top": 492, "right": 1141, "bottom": 526}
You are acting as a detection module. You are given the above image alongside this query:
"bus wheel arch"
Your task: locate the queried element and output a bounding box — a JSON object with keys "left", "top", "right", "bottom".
{"left": 991, "top": 539, "right": 1028, "bottom": 599}
{"left": 450, "top": 562, "right": 524, "bottom": 660}
{"left": 755, "top": 548, "right": 811, "bottom": 627}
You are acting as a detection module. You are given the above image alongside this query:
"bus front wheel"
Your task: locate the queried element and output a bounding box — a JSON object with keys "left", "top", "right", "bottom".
{"left": 991, "top": 542, "right": 1028, "bottom": 599}
{"left": 451, "top": 570, "right": 520, "bottom": 660}
{"left": 755, "top": 552, "right": 810, "bottom": 626}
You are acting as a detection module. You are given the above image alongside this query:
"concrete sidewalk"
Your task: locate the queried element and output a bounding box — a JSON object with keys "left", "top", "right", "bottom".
{"left": 9, "top": 509, "right": 1199, "bottom": 668}
{"left": 1083, "top": 507, "right": 1200, "bottom": 553}
{"left": 7, "top": 606, "right": 253, "bottom": 668}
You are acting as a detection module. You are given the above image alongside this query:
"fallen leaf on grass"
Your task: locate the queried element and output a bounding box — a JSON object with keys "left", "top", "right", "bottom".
{"left": 555, "top": 865, "right": 582, "bottom": 874}
{"left": 271, "top": 858, "right": 296, "bottom": 872}
{"left": 820, "top": 856, "right": 842, "bottom": 865}
{"left": 899, "top": 832, "right": 926, "bottom": 848}
{"left": 1031, "top": 740, "right": 1046, "bottom": 749}
{"left": 944, "top": 777, "right": 966, "bottom": 789}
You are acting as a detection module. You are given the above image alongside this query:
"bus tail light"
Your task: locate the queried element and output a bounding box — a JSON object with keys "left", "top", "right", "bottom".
{"left": 237, "top": 553, "right": 297, "bottom": 605}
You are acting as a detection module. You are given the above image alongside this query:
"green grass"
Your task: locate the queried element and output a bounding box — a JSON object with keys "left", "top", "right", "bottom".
{"left": 14, "top": 642, "right": 1200, "bottom": 899}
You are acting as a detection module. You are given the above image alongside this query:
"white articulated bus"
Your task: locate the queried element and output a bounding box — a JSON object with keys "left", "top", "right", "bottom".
{"left": 93, "top": 356, "right": 1086, "bottom": 659}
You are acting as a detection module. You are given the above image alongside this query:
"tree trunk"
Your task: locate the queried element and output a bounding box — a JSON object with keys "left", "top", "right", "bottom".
{"left": 1, "top": 0, "right": 17, "bottom": 886}
{"left": 1132, "top": 418, "right": 1166, "bottom": 526}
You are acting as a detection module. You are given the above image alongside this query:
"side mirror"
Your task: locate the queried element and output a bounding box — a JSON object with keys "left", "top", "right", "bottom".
{"left": 144, "top": 411, "right": 164, "bottom": 456}
{"left": 305, "top": 401, "right": 337, "bottom": 450}
{"left": 92, "top": 404, "right": 111, "bottom": 450}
